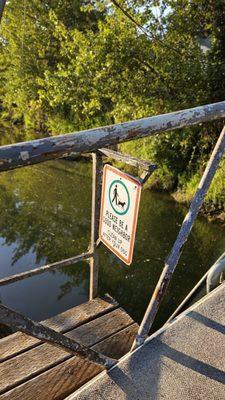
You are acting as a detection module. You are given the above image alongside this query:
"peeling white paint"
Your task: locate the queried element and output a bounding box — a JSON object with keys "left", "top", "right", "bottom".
{"left": 0, "top": 101, "right": 224, "bottom": 172}
{"left": 20, "top": 151, "right": 30, "bottom": 161}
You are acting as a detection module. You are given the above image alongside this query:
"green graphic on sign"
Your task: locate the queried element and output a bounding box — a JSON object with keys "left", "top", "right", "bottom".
{"left": 109, "top": 179, "right": 130, "bottom": 215}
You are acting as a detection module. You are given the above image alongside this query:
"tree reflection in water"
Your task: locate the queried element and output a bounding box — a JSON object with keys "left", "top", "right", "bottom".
{"left": 1, "top": 159, "right": 225, "bottom": 334}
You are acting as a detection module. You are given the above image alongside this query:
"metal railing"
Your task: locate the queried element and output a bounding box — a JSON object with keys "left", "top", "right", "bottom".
{"left": 1, "top": 101, "right": 225, "bottom": 368}
{"left": 165, "top": 251, "right": 225, "bottom": 324}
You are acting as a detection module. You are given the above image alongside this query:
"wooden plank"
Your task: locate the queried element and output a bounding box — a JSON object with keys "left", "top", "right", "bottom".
{"left": 93, "top": 323, "right": 138, "bottom": 359}
{"left": 0, "top": 308, "right": 134, "bottom": 394}
{"left": 0, "top": 304, "right": 116, "bottom": 370}
{"left": 67, "top": 308, "right": 134, "bottom": 346}
{"left": 0, "top": 324, "right": 138, "bottom": 400}
{"left": 0, "top": 295, "right": 118, "bottom": 362}
{"left": 0, "top": 356, "right": 102, "bottom": 400}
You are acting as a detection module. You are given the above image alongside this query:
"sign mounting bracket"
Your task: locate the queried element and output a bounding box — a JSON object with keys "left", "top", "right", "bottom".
{"left": 99, "top": 148, "right": 157, "bottom": 185}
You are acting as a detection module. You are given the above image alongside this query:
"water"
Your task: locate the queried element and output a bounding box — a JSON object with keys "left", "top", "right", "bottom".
{"left": 1, "top": 159, "right": 225, "bottom": 336}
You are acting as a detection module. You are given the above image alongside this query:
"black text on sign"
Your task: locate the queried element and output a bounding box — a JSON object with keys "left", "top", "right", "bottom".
{"left": 99, "top": 165, "right": 142, "bottom": 265}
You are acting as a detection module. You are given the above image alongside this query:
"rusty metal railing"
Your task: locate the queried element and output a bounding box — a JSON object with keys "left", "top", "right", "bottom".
{"left": 0, "top": 101, "right": 225, "bottom": 366}
{"left": 131, "top": 125, "right": 225, "bottom": 349}
{"left": 0, "top": 102, "right": 224, "bottom": 172}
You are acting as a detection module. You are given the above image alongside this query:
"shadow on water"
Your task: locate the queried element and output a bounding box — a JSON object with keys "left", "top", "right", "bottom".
{"left": 1, "top": 159, "right": 225, "bottom": 336}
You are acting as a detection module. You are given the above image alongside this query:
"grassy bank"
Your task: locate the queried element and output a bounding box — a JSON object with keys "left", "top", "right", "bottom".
{"left": 172, "top": 164, "right": 225, "bottom": 222}
{"left": 119, "top": 138, "right": 225, "bottom": 222}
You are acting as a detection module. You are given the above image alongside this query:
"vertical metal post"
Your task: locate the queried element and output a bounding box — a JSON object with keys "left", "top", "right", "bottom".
{"left": 0, "top": 0, "right": 6, "bottom": 23}
{"left": 132, "top": 125, "right": 225, "bottom": 350}
{"left": 89, "top": 152, "right": 103, "bottom": 300}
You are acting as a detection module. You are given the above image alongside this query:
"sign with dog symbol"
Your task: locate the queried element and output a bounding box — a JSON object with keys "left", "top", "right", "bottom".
{"left": 99, "top": 164, "right": 142, "bottom": 265}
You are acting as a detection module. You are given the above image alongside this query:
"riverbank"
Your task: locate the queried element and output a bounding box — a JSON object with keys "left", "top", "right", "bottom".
{"left": 115, "top": 158, "right": 225, "bottom": 223}
{"left": 172, "top": 189, "right": 225, "bottom": 223}
{"left": 1, "top": 124, "right": 225, "bottom": 222}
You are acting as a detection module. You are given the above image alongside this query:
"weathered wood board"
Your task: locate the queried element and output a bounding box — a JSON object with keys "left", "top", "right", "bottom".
{"left": 0, "top": 294, "right": 118, "bottom": 362}
{"left": 0, "top": 324, "right": 138, "bottom": 400}
{"left": 0, "top": 296, "right": 138, "bottom": 400}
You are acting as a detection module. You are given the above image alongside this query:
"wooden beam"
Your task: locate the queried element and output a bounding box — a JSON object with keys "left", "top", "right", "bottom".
{"left": 0, "top": 304, "right": 116, "bottom": 369}
{"left": 0, "top": 295, "right": 118, "bottom": 362}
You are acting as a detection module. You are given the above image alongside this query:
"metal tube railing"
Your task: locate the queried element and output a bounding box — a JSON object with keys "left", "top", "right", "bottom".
{"left": 99, "top": 148, "right": 156, "bottom": 170}
{"left": 1, "top": 101, "right": 225, "bottom": 362}
{"left": 132, "top": 125, "right": 225, "bottom": 350}
{"left": 89, "top": 152, "right": 103, "bottom": 300}
{"left": 0, "top": 251, "right": 92, "bottom": 286}
{"left": 0, "top": 102, "right": 225, "bottom": 172}
{"left": 165, "top": 251, "right": 225, "bottom": 324}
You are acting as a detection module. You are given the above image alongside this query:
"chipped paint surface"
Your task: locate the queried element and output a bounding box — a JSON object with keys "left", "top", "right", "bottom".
{"left": 0, "top": 101, "right": 224, "bottom": 172}
{"left": 20, "top": 151, "right": 30, "bottom": 161}
{"left": 0, "top": 101, "right": 225, "bottom": 373}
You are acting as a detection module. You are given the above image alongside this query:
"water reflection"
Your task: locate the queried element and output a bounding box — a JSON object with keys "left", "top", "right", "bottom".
{"left": 0, "top": 159, "right": 225, "bottom": 336}
{"left": 0, "top": 160, "right": 92, "bottom": 331}
{"left": 98, "top": 188, "right": 225, "bottom": 329}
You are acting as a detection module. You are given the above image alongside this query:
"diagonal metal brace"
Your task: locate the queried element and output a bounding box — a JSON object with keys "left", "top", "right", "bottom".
{"left": 0, "top": 304, "right": 116, "bottom": 369}
{"left": 99, "top": 148, "right": 156, "bottom": 171}
{"left": 99, "top": 148, "right": 157, "bottom": 185}
{"left": 132, "top": 125, "right": 225, "bottom": 350}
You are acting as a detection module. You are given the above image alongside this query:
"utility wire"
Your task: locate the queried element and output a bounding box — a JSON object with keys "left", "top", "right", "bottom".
{"left": 110, "top": 0, "right": 178, "bottom": 92}
{"left": 110, "top": 0, "right": 181, "bottom": 55}
{"left": 111, "top": 0, "right": 151, "bottom": 38}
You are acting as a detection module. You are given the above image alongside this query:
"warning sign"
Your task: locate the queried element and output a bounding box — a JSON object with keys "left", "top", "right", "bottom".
{"left": 99, "top": 165, "right": 142, "bottom": 265}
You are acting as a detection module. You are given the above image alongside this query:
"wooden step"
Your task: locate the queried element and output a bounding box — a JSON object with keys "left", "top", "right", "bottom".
{"left": 0, "top": 294, "right": 118, "bottom": 362}
{"left": 0, "top": 295, "right": 138, "bottom": 400}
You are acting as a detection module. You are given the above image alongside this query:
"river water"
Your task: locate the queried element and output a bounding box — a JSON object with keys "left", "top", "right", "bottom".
{"left": 0, "top": 159, "right": 225, "bottom": 336}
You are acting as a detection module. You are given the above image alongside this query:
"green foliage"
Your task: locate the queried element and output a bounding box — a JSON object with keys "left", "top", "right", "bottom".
{"left": 0, "top": 0, "right": 106, "bottom": 135}
{"left": 178, "top": 158, "right": 225, "bottom": 212}
{"left": 1, "top": 1, "right": 225, "bottom": 210}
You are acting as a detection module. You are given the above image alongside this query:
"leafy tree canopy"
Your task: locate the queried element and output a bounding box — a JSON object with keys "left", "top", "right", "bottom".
{"left": 0, "top": 1, "right": 225, "bottom": 202}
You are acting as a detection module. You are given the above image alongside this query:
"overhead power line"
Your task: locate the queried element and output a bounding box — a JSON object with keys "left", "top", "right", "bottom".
{"left": 110, "top": 0, "right": 180, "bottom": 55}
{"left": 111, "top": 0, "right": 151, "bottom": 38}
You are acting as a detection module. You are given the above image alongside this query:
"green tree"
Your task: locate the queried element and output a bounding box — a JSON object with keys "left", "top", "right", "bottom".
{"left": 1, "top": 1, "right": 225, "bottom": 208}
{"left": 0, "top": 0, "right": 105, "bottom": 136}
